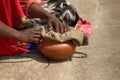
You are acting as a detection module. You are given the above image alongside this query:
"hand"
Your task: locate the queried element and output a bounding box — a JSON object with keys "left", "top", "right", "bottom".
{"left": 47, "top": 14, "right": 69, "bottom": 33}
{"left": 17, "top": 27, "right": 42, "bottom": 43}
{"left": 28, "top": 3, "right": 69, "bottom": 33}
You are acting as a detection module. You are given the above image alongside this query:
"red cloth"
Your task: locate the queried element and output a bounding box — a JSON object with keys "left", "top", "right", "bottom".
{"left": 0, "top": 0, "right": 27, "bottom": 56}
{"left": 75, "top": 20, "right": 92, "bottom": 37}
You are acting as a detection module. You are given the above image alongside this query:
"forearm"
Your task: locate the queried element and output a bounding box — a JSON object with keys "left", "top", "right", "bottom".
{"left": 0, "top": 21, "right": 20, "bottom": 40}
{"left": 28, "top": 3, "right": 51, "bottom": 19}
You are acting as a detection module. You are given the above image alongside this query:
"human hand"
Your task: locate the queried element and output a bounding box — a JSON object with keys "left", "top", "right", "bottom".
{"left": 17, "top": 27, "right": 42, "bottom": 43}
{"left": 28, "top": 4, "right": 69, "bottom": 33}
{"left": 47, "top": 14, "right": 69, "bottom": 33}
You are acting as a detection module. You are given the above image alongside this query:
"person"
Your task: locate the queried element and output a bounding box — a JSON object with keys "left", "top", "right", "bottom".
{"left": 20, "top": 0, "right": 69, "bottom": 33}
{"left": 18, "top": 0, "right": 81, "bottom": 50}
{"left": 0, "top": 0, "right": 68, "bottom": 56}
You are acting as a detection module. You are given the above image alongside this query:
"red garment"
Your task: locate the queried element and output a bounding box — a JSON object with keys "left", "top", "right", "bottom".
{"left": 0, "top": 0, "right": 27, "bottom": 56}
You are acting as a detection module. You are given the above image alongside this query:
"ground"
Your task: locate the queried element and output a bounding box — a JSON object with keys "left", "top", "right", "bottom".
{"left": 0, "top": 0, "right": 120, "bottom": 80}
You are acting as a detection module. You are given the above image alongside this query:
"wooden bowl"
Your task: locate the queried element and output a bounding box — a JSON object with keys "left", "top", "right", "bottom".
{"left": 38, "top": 38, "right": 76, "bottom": 60}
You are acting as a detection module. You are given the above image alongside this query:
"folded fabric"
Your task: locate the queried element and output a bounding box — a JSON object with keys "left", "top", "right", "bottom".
{"left": 40, "top": 26, "right": 85, "bottom": 46}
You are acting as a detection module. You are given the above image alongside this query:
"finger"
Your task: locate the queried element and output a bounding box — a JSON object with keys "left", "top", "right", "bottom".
{"left": 36, "top": 37, "right": 43, "bottom": 44}
{"left": 33, "top": 35, "right": 41, "bottom": 38}
{"left": 33, "top": 30, "right": 41, "bottom": 35}
{"left": 64, "top": 24, "right": 69, "bottom": 32}
{"left": 32, "top": 38, "right": 40, "bottom": 42}
{"left": 59, "top": 22, "right": 64, "bottom": 33}
{"left": 33, "top": 28, "right": 42, "bottom": 35}
{"left": 33, "top": 30, "right": 42, "bottom": 38}
{"left": 35, "top": 39, "right": 42, "bottom": 44}
{"left": 47, "top": 22, "right": 52, "bottom": 31}
{"left": 39, "top": 38, "right": 43, "bottom": 42}
{"left": 54, "top": 21, "right": 60, "bottom": 33}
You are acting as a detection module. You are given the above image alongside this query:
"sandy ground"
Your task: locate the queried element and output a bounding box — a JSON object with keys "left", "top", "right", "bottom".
{"left": 0, "top": 0, "right": 120, "bottom": 80}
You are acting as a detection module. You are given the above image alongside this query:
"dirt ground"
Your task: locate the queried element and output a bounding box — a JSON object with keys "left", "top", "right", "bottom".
{"left": 0, "top": 0, "right": 120, "bottom": 80}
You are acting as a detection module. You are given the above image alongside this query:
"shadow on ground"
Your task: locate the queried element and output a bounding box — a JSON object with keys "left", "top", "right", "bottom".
{"left": 0, "top": 50, "right": 88, "bottom": 64}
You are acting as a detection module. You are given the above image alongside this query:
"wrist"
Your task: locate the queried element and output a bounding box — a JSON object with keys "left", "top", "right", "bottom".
{"left": 14, "top": 31, "right": 22, "bottom": 41}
